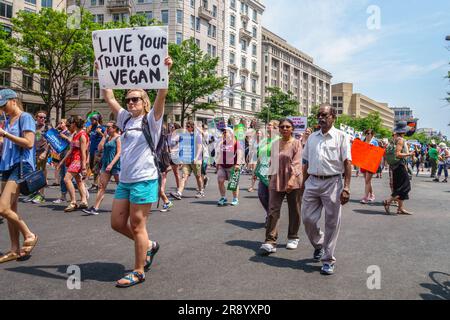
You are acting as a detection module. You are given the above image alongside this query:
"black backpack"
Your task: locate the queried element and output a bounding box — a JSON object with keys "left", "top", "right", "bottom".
{"left": 123, "top": 114, "right": 171, "bottom": 176}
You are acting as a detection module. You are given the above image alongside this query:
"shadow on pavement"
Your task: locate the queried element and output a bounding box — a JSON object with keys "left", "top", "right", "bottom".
{"left": 192, "top": 201, "right": 219, "bottom": 206}
{"left": 225, "top": 220, "right": 265, "bottom": 231}
{"left": 419, "top": 271, "right": 450, "bottom": 300}
{"left": 353, "top": 209, "right": 392, "bottom": 216}
{"left": 225, "top": 240, "right": 320, "bottom": 273}
{"left": 5, "top": 262, "right": 126, "bottom": 283}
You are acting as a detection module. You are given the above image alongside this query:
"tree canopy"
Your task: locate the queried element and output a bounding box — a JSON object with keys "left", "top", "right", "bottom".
{"left": 257, "top": 87, "right": 300, "bottom": 123}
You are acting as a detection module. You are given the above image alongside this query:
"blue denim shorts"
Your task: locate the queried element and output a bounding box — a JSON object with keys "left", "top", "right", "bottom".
{"left": 1, "top": 162, "right": 33, "bottom": 183}
{"left": 114, "top": 179, "right": 159, "bottom": 204}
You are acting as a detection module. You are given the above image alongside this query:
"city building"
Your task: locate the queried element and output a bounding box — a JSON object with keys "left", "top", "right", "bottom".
{"left": 331, "top": 82, "right": 395, "bottom": 129}
{"left": 67, "top": 0, "right": 265, "bottom": 124}
{"left": 261, "top": 27, "right": 332, "bottom": 116}
{"left": 0, "top": 0, "right": 67, "bottom": 116}
{"left": 391, "top": 107, "right": 418, "bottom": 126}
{"left": 417, "top": 128, "right": 443, "bottom": 140}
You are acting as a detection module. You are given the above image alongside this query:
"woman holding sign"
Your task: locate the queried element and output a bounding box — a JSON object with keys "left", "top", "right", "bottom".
{"left": 99, "top": 56, "right": 172, "bottom": 288}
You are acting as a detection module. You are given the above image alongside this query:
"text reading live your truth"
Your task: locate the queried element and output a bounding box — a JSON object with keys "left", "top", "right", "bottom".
{"left": 96, "top": 34, "right": 167, "bottom": 86}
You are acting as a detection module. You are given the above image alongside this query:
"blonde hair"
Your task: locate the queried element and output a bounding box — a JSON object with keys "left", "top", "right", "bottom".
{"left": 14, "top": 98, "right": 24, "bottom": 111}
{"left": 127, "top": 89, "right": 151, "bottom": 114}
{"left": 269, "top": 120, "right": 279, "bottom": 127}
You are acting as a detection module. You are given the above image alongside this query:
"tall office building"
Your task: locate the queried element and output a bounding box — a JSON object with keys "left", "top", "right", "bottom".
{"left": 67, "top": 0, "right": 265, "bottom": 124}
{"left": 332, "top": 82, "right": 395, "bottom": 129}
{"left": 261, "top": 27, "right": 332, "bottom": 116}
{"left": 0, "top": 0, "right": 67, "bottom": 114}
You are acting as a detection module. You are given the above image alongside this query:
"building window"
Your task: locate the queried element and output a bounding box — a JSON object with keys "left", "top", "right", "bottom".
{"left": 229, "top": 52, "right": 235, "bottom": 65}
{"left": 212, "top": 5, "right": 217, "bottom": 17}
{"left": 240, "top": 39, "right": 247, "bottom": 52}
{"left": 195, "top": 38, "right": 200, "bottom": 47}
{"left": 72, "top": 82, "right": 79, "bottom": 96}
{"left": 190, "top": 0, "right": 195, "bottom": 8}
{"left": 23, "top": 73, "right": 33, "bottom": 91}
{"left": 161, "top": 10, "right": 169, "bottom": 25}
{"left": 230, "top": 33, "right": 235, "bottom": 46}
{"left": 176, "top": 32, "right": 183, "bottom": 45}
{"left": 40, "top": 78, "right": 49, "bottom": 93}
{"left": 241, "top": 76, "right": 246, "bottom": 91}
{"left": 230, "top": 0, "right": 236, "bottom": 10}
{"left": 252, "top": 61, "right": 257, "bottom": 73}
{"left": 190, "top": 15, "right": 195, "bottom": 29}
{"left": 0, "top": 70, "right": 11, "bottom": 87}
{"left": 252, "top": 44, "right": 257, "bottom": 56}
{"left": 253, "top": 9, "right": 257, "bottom": 21}
{"left": 41, "top": 0, "right": 53, "bottom": 7}
{"left": 176, "top": 10, "right": 183, "bottom": 24}
{"left": 0, "top": 1, "right": 13, "bottom": 18}
{"left": 251, "top": 98, "right": 256, "bottom": 111}
{"left": 229, "top": 71, "right": 235, "bottom": 86}
{"left": 241, "top": 57, "right": 246, "bottom": 69}
{"left": 93, "top": 14, "right": 104, "bottom": 24}
{"left": 241, "top": 96, "right": 246, "bottom": 110}
{"left": 230, "top": 14, "right": 235, "bottom": 28}
{"left": 229, "top": 95, "right": 234, "bottom": 108}
{"left": 25, "top": 0, "right": 36, "bottom": 4}
{"left": 251, "top": 79, "right": 257, "bottom": 93}
{"left": 196, "top": 17, "right": 200, "bottom": 31}
{"left": 252, "top": 27, "right": 257, "bottom": 38}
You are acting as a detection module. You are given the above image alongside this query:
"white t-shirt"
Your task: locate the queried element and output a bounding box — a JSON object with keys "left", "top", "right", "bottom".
{"left": 117, "top": 108, "right": 162, "bottom": 183}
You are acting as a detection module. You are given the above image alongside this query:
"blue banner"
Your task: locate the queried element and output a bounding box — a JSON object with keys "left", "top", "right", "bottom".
{"left": 43, "top": 128, "right": 69, "bottom": 154}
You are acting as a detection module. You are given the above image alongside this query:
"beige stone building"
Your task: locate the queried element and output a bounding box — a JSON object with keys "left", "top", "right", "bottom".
{"left": 0, "top": 0, "right": 66, "bottom": 118}
{"left": 331, "top": 82, "right": 395, "bottom": 129}
{"left": 261, "top": 27, "right": 332, "bottom": 116}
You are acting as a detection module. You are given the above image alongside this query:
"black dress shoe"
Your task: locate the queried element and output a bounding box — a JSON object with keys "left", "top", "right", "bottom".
{"left": 313, "top": 248, "right": 324, "bottom": 261}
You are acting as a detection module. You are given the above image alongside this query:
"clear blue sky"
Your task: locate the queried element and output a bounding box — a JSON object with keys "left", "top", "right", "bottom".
{"left": 262, "top": 0, "right": 450, "bottom": 137}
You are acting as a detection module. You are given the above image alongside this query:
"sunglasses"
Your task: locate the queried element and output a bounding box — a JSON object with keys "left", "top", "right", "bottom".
{"left": 125, "top": 97, "right": 142, "bottom": 104}
{"left": 317, "top": 113, "right": 331, "bottom": 118}
{"left": 37, "top": 116, "right": 47, "bottom": 119}
{"left": 280, "top": 125, "right": 292, "bottom": 129}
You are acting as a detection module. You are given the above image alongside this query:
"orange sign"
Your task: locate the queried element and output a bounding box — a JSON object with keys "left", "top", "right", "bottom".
{"left": 351, "top": 139, "right": 385, "bottom": 173}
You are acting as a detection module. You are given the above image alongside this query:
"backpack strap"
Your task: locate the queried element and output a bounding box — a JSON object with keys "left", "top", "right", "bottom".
{"left": 17, "top": 113, "right": 25, "bottom": 179}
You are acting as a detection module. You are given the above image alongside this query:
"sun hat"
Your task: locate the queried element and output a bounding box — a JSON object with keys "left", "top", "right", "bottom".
{"left": 0, "top": 89, "right": 18, "bottom": 107}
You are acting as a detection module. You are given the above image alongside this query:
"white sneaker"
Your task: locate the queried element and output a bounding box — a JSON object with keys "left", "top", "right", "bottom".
{"left": 260, "top": 243, "right": 277, "bottom": 254}
{"left": 286, "top": 239, "right": 299, "bottom": 250}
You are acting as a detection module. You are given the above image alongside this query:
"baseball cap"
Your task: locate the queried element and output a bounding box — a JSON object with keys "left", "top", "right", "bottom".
{"left": 0, "top": 89, "right": 18, "bottom": 107}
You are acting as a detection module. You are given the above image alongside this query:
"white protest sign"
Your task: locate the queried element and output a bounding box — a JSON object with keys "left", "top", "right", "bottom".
{"left": 92, "top": 26, "right": 169, "bottom": 90}
{"left": 288, "top": 116, "right": 308, "bottom": 135}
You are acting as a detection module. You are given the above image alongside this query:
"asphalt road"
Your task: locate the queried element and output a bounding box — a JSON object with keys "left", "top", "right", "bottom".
{"left": 0, "top": 168, "right": 449, "bottom": 300}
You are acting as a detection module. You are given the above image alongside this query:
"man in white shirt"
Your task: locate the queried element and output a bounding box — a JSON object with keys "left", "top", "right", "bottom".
{"left": 301, "top": 103, "right": 352, "bottom": 275}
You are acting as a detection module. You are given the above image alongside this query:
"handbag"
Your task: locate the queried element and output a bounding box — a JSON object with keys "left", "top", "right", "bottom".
{"left": 16, "top": 113, "right": 47, "bottom": 195}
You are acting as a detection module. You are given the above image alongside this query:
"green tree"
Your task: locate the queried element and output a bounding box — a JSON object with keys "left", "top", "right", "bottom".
{"left": 257, "top": 87, "right": 300, "bottom": 123}
{"left": 0, "top": 29, "right": 13, "bottom": 69}
{"left": 168, "top": 38, "right": 227, "bottom": 126}
{"left": 307, "top": 105, "right": 320, "bottom": 128}
{"left": 9, "top": 8, "right": 98, "bottom": 121}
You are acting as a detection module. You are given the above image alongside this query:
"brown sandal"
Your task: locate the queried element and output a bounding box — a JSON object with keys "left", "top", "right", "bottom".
{"left": 383, "top": 200, "right": 391, "bottom": 215}
{"left": 397, "top": 209, "right": 413, "bottom": 215}
{"left": 0, "top": 251, "right": 20, "bottom": 263}
{"left": 64, "top": 202, "right": 77, "bottom": 212}
{"left": 21, "top": 235, "right": 39, "bottom": 257}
